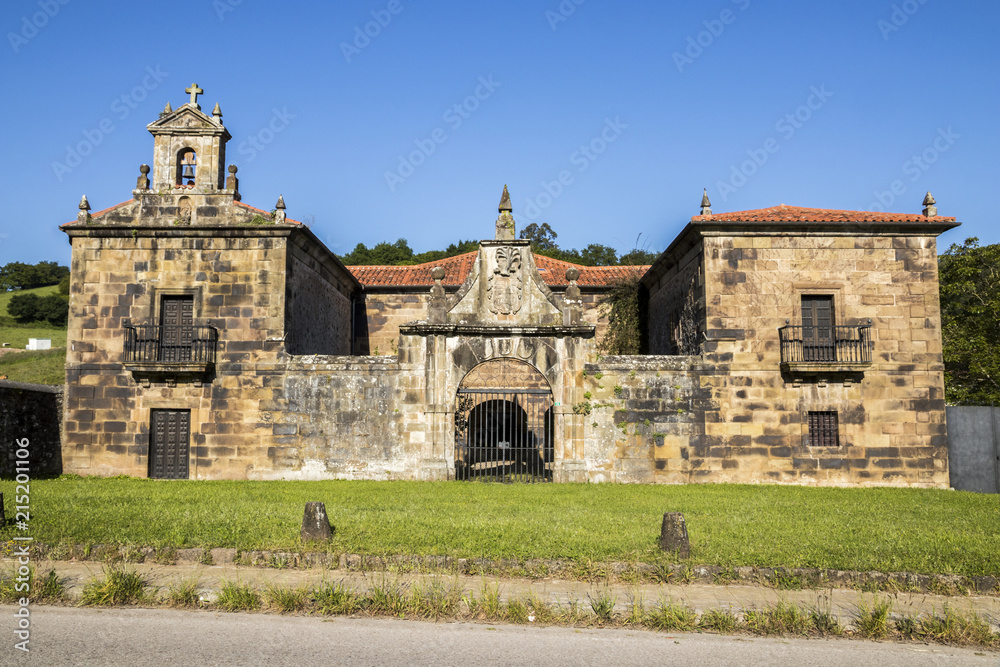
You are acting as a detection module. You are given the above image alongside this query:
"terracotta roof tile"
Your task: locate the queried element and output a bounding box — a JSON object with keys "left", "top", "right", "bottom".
{"left": 692, "top": 204, "right": 956, "bottom": 223}
{"left": 61, "top": 199, "right": 134, "bottom": 226}
{"left": 348, "top": 252, "right": 646, "bottom": 288}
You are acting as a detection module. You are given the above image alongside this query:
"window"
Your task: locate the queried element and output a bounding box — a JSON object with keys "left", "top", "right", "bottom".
{"left": 808, "top": 411, "right": 839, "bottom": 447}
{"left": 801, "top": 295, "right": 835, "bottom": 362}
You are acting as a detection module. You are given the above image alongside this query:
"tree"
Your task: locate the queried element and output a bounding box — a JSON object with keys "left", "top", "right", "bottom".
{"left": 0, "top": 261, "right": 69, "bottom": 290}
{"left": 938, "top": 237, "right": 1000, "bottom": 405}
{"left": 579, "top": 244, "right": 619, "bottom": 267}
{"left": 519, "top": 223, "right": 558, "bottom": 251}
{"left": 6, "top": 292, "right": 68, "bottom": 325}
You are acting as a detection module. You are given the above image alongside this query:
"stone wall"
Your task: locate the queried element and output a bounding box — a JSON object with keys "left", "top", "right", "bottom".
{"left": 62, "top": 230, "right": 290, "bottom": 475}
{"left": 580, "top": 357, "right": 704, "bottom": 483}
{"left": 0, "top": 380, "right": 63, "bottom": 478}
{"left": 357, "top": 291, "right": 430, "bottom": 356}
{"left": 285, "top": 236, "right": 355, "bottom": 355}
{"left": 688, "top": 234, "right": 949, "bottom": 487}
{"left": 646, "top": 242, "right": 703, "bottom": 355}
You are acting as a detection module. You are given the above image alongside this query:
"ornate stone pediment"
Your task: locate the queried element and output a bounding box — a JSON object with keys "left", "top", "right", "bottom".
{"left": 487, "top": 246, "right": 523, "bottom": 315}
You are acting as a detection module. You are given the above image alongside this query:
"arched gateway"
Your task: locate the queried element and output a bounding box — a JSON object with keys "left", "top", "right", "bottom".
{"left": 455, "top": 358, "right": 554, "bottom": 483}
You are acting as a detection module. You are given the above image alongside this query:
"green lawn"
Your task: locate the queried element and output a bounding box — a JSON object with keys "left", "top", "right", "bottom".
{"left": 0, "top": 347, "right": 65, "bottom": 384}
{"left": 5, "top": 478, "right": 998, "bottom": 577}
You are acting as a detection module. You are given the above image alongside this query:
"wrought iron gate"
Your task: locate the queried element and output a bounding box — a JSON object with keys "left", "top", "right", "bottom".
{"left": 455, "top": 358, "right": 554, "bottom": 483}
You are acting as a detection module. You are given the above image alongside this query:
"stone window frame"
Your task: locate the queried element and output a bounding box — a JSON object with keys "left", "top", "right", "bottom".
{"left": 800, "top": 407, "right": 845, "bottom": 449}
{"left": 790, "top": 282, "right": 845, "bottom": 327}
{"left": 147, "top": 286, "right": 204, "bottom": 325}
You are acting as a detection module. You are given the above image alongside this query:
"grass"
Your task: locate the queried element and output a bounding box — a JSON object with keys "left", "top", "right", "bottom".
{"left": 216, "top": 580, "right": 261, "bottom": 611}
{"left": 0, "top": 285, "right": 67, "bottom": 349}
{"left": 80, "top": 566, "right": 151, "bottom": 606}
{"left": 0, "top": 347, "right": 65, "bottom": 384}
{"left": 9, "top": 477, "right": 1000, "bottom": 578}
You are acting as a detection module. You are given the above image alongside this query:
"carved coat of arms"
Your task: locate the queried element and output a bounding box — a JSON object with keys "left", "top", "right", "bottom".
{"left": 487, "top": 246, "right": 523, "bottom": 315}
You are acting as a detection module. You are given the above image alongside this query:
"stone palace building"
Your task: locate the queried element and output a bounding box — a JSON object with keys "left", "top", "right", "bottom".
{"left": 59, "top": 86, "right": 959, "bottom": 486}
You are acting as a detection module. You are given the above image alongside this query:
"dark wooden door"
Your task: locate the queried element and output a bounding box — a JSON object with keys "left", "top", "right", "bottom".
{"left": 159, "top": 295, "right": 194, "bottom": 362}
{"left": 801, "top": 295, "right": 835, "bottom": 361}
{"left": 149, "top": 409, "right": 190, "bottom": 479}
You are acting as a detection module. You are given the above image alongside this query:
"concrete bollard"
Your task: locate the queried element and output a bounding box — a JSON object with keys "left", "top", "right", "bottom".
{"left": 301, "top": 502, "right": 333, "bottom": 541}
{"left": 659, "top": 512, "right": 690, "bottom": 558}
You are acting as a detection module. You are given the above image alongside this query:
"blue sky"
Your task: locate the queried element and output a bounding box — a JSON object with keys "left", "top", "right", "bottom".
{"left": 1, "top": 0, "right": 997, "bottom": 266}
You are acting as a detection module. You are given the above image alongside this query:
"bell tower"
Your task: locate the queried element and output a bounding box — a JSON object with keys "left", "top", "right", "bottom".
{"left": 146, "top": 83, "right": 231, "bottom": 193}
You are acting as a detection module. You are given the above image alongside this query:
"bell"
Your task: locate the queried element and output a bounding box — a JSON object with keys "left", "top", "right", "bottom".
{"left": 182, "top": 165, "right": 195, "bottom": 180}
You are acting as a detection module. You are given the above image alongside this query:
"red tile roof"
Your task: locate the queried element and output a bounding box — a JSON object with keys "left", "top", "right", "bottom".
{"left": 348, "top": 251, "right": 648, "bottom": 288}
{"left": 61, "top": 199, "right": 134, "bottom": 226}
{"left": 692, "top": 204, "right": 956, "bottom": 223}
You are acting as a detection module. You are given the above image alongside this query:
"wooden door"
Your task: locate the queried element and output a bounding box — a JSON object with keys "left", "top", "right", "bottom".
{"left": 159, "top": 295, "right": 194, "bottom": 362}
{"left": 801, "top": 295, "right": 835, "bottom": 361}
{"left": 149, "top": 409, "right": 190, "bottom": 479}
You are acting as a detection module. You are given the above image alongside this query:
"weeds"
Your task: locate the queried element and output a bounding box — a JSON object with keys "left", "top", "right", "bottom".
{"left": 646, "top": 598, "right": 697, "bottom": 631}
{"left": 744, "top": 601, "right": 812, "bottom": 636}
{"left": 699, "top": 608, "right": 741, "bottom": 633}
{"left": 216, "top": 580, "right": 261, "bottom": 612}
{"left": 916, "top": 606, "right": 996, "bottom": 646}
{"left": 80, "top": 566, "right": 150, "bottom": 606}
{"left": 265, "top": 583, "right": 308, "bottom": 613}
{"left": 366, "top": 578, "right": 408, "bottom": 617}
{"left": 314, "top": 581, "right": 359, "bottom": 615}
{"left": 588, "top": 587, "right": 617, "bottom": 623}
{"left": 164, "top": 579, "right": 201, "bottom": 608}
{"left": 854, "top": 596, "right": 892, "bottom": 639}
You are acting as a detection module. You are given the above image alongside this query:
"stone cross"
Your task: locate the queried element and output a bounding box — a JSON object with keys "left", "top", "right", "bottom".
{"left": 185, "top": 83, "right": 204, "bottom": 107}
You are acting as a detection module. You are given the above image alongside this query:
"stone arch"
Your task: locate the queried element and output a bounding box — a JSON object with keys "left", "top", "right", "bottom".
{"left": 176, "top": 147, "right": 197, "bottom": 186}
{"left": 454, "top": 358, "right": 553, "bottom": 482}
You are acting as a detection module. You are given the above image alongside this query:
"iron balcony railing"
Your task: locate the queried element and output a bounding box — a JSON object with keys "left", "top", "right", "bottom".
{"left": 778, "top": 321, "right": 873, "bottom": 364}
{"left": 123, "top": 323, "right": 219, "bottom": 364}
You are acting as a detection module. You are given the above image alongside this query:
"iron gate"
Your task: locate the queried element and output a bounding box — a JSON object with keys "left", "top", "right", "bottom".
{"left": 455, "top": 358, "right": 554, "bottom": 483}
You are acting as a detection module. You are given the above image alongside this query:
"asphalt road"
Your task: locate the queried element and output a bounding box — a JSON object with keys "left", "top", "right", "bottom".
{"left": 2, "top": 605, "right": 995, "bottom": 666}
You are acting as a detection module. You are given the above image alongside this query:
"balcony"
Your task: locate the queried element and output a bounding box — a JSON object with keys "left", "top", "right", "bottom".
{"left": 123, "top": 322, "right": 218, "bottom": 384}
{"left": 778, "top": 322, "right": 873, "bottom": 375}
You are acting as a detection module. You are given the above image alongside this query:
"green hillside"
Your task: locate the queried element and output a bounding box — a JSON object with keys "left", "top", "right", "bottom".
{"left": 0, "top": 284, "right": 67, "bottom": 349}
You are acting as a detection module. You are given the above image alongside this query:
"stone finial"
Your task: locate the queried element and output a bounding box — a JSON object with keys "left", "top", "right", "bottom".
{"left": 495, "top": 185, "right": 516, "bottom": 241}
{"left": 430, "top": 266, "right": 446, "bottom": 281}
{"left": 563, "top": 268, "right": 582, "bottom": 325}
{"left": 185, "top": 83, "right": 203, "bottom": 108}
{"left": 922, "top": 191, "right": 937, "bottom": 218}
{"left": 77, "top": 195, "right": 91, "bottom": 224}
{"left": 226, "top": 164, "right": 239, "bottom": 193}
{"left": 274, "top": 195, "right": 287, "bottom": 223}
{"left": 499, "top": 184, "right": 512, "bottom": 213}
{"left": 136, "top": 164, "right": 150, "bottom": 190}
{"left": 160, "top": 102, "right": 173, "bottom": 117}
{"left": 700, "top": 189, "right": 712, "bottom": 216}
{"left": 301, "top": 502, "right": 333, "bottom": 542}
{"left": 429, "top": 266, "right": 447, "bottom": 324}
{"left": 212, "top": 102, "right": 223, "bottom": 123}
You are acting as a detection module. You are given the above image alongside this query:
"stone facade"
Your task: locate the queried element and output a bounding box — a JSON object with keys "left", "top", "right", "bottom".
{"left": 58, "top": 87, "right": 959, "bottom": 487}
